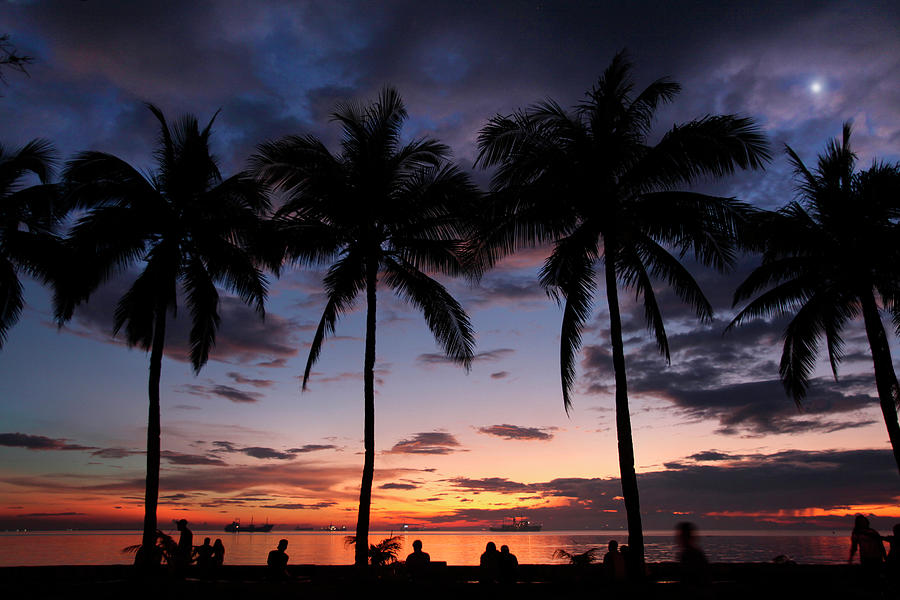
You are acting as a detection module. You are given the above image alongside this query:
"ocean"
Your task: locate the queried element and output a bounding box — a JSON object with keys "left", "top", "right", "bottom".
{"left": 0, "top": 529, "right": 851, "bottom": 567}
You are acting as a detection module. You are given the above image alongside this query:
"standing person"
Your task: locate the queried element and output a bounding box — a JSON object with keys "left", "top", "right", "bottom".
{"left": 849, "top": 515, "right": 886, "bottom": 580}
{"left": 479, "top": 541, "right": 500, "bottom": 584}
{"left": 175, "top": 519, "right": 193, "bottom": 570}
{"left": 267, "top": 539, "right": 290, "bottom": 580}
{"left": 498, "top": 545, "right": 518, "bottom": 584}
{"left": 676, "top": 522, "right": 710, "bottom": 593}
{"left": 211, "top": 539, "right": 225, "bottom": 568}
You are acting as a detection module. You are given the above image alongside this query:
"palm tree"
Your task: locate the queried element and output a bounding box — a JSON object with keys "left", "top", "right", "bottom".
{"left": 730, "top": 122, "right": 900, "bottom": 475}
{"left": 0, "top": 138, "right": 62, "bottom": 348}
{"left": 252, "top": 87, "right": 477, "bottom": 567}
{"left": 57, "top": 105, "right": 269, "bottom": 568}
{"left": 474, "top": 52, "right": 770, "bottom": 565}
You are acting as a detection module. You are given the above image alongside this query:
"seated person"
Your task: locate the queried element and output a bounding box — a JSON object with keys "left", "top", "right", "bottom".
{"left": 194, "top": 537, "right": 214, "bottom": 570}
{"left": 406, "top": 539, "right": 431, "bottom": 567}
{"left": 406, "top": 539, "right": 431, "bottom": 579}
{"left": 498, "top": 544, "right": 518, "bottom": 583}
{"left": 266, "top": 539, "right": 290, "bottom": 580}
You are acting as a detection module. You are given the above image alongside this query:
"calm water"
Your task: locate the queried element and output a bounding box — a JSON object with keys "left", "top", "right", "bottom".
{"left": 0, "top": 530, "right": 850, "bottom": 567}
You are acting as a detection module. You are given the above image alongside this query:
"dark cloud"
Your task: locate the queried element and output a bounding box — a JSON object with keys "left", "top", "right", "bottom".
{"left": 417, "top": 348, "right": 514, "bottom": 366}
{"left": 434, "top": 448, "right": 900, "bottom": 530}
{"left": 0, "top": 432, "right": 96, "bottom": 452}
{"left": 226, "top": 372, "right": 275, "bottom": 388}
{"left": 241, "top": 447, "right": 295, "bottom": 460}
{"left": 64, "top": 273, "right": 299, "bottom": 367}
{"left": 211, "top": 440, "right": 311, "bottom": 460}
{"left": 379, "top": 482, "right": 418, "bottom": 490}
{"left": 160, "top": 451, "right": 227, "bottom": 466}
{"left": 180, "top": 384, "right": 263, "bottom": 404}
{"left": 288, "top": 444, "right": 339, "bottom": 454}
{"left": 490, "top": 371, "right": 509, "bottom": 379}
{"left": 20, "top": 512, "right": 86, "bottom": 517}
{"left": 91, "top": 448, "right": 142, "bottom": 459}
{"left": 476, "top": 424, "right": 555, "bottom": 441}
{"left": 581, "top": 314, "right": 881, "bottom": 436}
{"left": 387, "top": 431, "right": 464, "bottom": 455}
{"left": 688, "top": 451, "right": 737, "bottom": 462}
{"left": 260, "top": 502, "right": 337, "bottom": 510}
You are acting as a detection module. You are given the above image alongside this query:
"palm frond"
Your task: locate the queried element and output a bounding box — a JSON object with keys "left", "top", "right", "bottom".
{"left": 382, "top": 257, "right": 475, "bottom": 370}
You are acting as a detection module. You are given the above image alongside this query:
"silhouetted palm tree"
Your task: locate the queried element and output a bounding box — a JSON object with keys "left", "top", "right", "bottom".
{"left": 731, "top": 122, "right": 900, "bottom": 475}
{"left": 0, "top": 138, "right": 62, "bottom": 347}
{"left": 474, "top": 52, "right": 770, "bottom": 565}
{"left": 57, "top": 105, "right": 269, "bottom": 568}
{"left": 252, "top": 87, "right": 477, "bottom": 567}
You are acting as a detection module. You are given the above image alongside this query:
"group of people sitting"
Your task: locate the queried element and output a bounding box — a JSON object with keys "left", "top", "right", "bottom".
{"left": 174, "top": 519, "right": 226, "bottom": 573}
{"left": 478, "top": 541, "right": 519, "bottom": 583}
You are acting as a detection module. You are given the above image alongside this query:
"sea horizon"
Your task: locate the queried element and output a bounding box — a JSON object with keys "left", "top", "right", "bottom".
{"left": 0, "top": 529, "right": 852, "bottom": 567}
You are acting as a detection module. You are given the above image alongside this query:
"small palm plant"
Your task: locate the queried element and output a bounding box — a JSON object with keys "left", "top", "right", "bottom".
{"left": 553, "top": 547, "right": 600, "bottom": 566}
{"left": 345, "top": 535, "right": 403, "bottom": 567}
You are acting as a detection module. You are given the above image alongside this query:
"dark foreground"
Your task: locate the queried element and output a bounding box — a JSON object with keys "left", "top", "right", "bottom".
{"left": 2, "top": 563, "right": 896, "bottom": 600}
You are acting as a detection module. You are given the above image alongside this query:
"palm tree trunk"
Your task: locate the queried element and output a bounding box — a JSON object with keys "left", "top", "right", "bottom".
{"left": 355, "top": 258, "right": 378, "bottom": 567}
{"left": 136, "top": 303, "right": 166, "bottom": 569}
{"left": 604, "top": 251, "right": 645, "bottom": 569}
{"left": 860, "top": 291, "right": 900, "bottom": 476}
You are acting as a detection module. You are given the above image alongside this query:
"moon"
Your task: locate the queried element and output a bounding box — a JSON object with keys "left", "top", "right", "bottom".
{"left": 810, "top": 81, "right": 823, "bottom": 94}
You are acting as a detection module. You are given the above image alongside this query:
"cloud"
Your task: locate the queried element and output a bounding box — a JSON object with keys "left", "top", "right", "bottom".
{"left": 581, "top": 315, "right": 881, "bottom": 436}
{"left": 476, "top": 424, "right": 556, "bottom": 441}
{"left": 91, "top": 448, "right": 142, "bottom": 459}
{"left": 160, "top": 451, "right": 227, "bottom": 466}
{"left": 0, "top": 432, "right": 96, "bottom": 452}
{"left": 490, "top": 371, "right": 509, "bottom": 379}
{"left": 241, "top": 447, "right": 295, "bottom": 460}
{"left": 180, "top": 384, "right": 264, "bottom": 404}
{"left": 20, "top": 512, "right": 86, "bottom": 517}
{"left": 417, "top": 348, "right": 514, "bottom": 366}
{"left": 379, "top": 482, "right": 419, "bottom": 490}
{"left": 288, "top": 445, "right": 339, "bottom": 454}
{"left": 226, "top": 372, "right": 275, "bottom": 388}
{"left": 259, "top": 502, "right": 337, "bottom": 510}
{"left": 387, "top": 431, "right": 464, "bottom": 455}
{"left": 65, "top": 274, "right": 299, "bottom": 367}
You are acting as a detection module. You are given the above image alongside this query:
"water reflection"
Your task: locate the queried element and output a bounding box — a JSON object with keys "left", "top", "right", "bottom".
{"left": 0, "top": 530, "right": 849, "bottom": 567}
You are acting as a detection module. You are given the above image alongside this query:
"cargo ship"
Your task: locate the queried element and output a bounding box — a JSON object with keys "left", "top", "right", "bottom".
{"left": 224, "top": 518, "right": 273, "bottom": 533}
{"left": 489, "top": 516, "right": 542, "bottom": 532}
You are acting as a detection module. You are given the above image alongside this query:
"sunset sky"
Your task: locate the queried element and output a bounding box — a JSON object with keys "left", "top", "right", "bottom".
{"left": 2, "top": 0, "right": 899, "bottom": 533}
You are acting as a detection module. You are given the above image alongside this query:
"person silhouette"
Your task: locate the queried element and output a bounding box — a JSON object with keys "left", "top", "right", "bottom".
{"left": 676, "top": 522, "right": 710, "bottom": 591}
{"left": 603, "top": 539, "right": 626, "bottom": 583}
{"left": 194, "top": 537, "right": 214, "bottom": 574}
{"left": 211, "top": 538, "right": 225, "bottom": 568}
{"left": 886, "top": 524, "right": 900, "bottom": 584}
{"left": 498, "top": 544, "right": 518, "bottom": 584}
{"left": 175, "top": 519, "right": 193, "bottom": 570}
{"left": 406, "top": 539, "right": 431, "bottom": 566}
{"left": 849, "top": 515, "right": 885, "bottom": 580}
{"left": 267, "top": 538, "right": 290, "bottom": 580}
{"left": 479, "top": 541, "right": 500, "bottom": 584}
{"left": 405, "top": 539, "right": 431, "bottom": 580}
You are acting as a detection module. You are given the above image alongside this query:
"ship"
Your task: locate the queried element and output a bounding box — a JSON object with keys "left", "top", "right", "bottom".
{"left": 489, "top": 516, "right": 542, "bottom": 532}
{"left": 224, "top": 518, "right": 273, "bottom": 533}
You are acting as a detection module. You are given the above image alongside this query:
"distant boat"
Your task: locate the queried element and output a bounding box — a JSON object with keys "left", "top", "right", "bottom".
{"left": 321, "top": 524, "right": 346, "bottom": 531}
{"left": 225, "top": 518, "right": 273, "bottom": 533}
{"left": 489, "top": 517, "right": 542, "bottom": 532}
